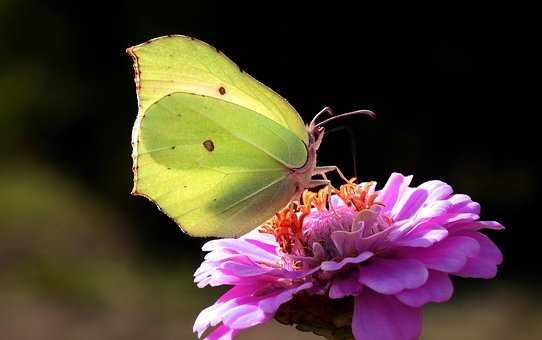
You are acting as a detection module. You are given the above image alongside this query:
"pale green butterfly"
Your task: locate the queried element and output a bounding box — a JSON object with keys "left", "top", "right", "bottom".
{"left": 127, "top": 35, "right": 373, "bottom": 237}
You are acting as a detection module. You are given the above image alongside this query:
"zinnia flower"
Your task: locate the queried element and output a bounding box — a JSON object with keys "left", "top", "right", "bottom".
{"left": 193, "top": 173, "right": 503, "bottom": 340}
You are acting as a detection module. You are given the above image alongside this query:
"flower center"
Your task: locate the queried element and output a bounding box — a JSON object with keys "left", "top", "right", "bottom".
{"left": 261, "top": 180, "right": 390, "bottom": 261}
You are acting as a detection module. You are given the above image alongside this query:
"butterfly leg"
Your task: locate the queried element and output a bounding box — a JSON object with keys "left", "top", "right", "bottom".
{"left": 307, "top": 179, "right": 330, "bottom": 189}
{"left": 314, "top": 165, "right": 351, "bottom": 183}
{"left": 293, "top": 179, "right": 330, "bottom": 201}
{"left": 303, "top": 179, "right": 343, "bottom": 217}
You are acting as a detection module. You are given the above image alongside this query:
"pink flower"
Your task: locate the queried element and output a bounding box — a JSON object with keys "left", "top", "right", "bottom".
{"left": 193, "top": 173, "right": 503, "bottom": 340}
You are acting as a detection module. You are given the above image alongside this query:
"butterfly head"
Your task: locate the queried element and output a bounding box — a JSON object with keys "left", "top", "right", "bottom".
{"left": 292, "top": 107, "right": 374, "bottom": 184}
{"left": 306, "top": 124, "right": 326, "bottom": 152}
{"left": 307, "top": 107, "right": 375, "bottom": 151}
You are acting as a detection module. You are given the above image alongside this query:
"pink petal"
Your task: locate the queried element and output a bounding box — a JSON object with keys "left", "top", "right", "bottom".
{"left": 353, "top": 289, "right": 422, "bottom": 340}
{"left": 320, "top": 251, "right": 373, "bottom": 272}
{"left": 194, "top": 283, "right": 311, "bottom": 338}
{"left": 203, "top": 250, "right": 242, "bottom": 262}
{"left": 194, "top": 286, "right": 251, "bottom": 336}
{"left": 393, "top": 223, "right": 449, "bottom": 248}
{"left": 258, "top": 282, "right": 313, "bottom": 313}
{"left": 442, "top": 212, "right": 480, "bottom": 225}
{"left": 446, "top": 220, "right": 505, "bottom": 233}
{"left": 471, "top": 220, "right": 505, "bottom": 231}
{"left": 358, "top": 258, "right": 428, "bottom": 294}
{"left": 331, "top": 229, "right": 364, "bottom": 257}
{"left": 418, "top": 180, "right": 453, "bottom": 203}
{"left": 204, "top": 324, "right": 238, "bottom": 340}
{"left": 448, "top": 194, "right": 480, "bottom": 214}
{"left": 453, "top": 232, "right": 503, "bottom": 278}
{"left": 329, "top": 270, "right": 363, "bottom": 299}
{"left": 356, "top": 222, "right": 397, "bottom": 253}
{"left": 391, "top": 187, "right": 430, "bottom": 221}
{"left": 241, "top": 228, "right": 278, "bottom": 245}
{"left": 395, "top": 270, "right": 453, "bottom": 307}
{"left": 220, "top": 261, "right": 274, "bottom": 277}
{"left": 244, "top": 238, "right": 279, "bottom": 254}
{"left": 222, "top": 305, "right": 266, "bottom": 329}
{"left": 415, "top": 200, "right": 452, "bottom": 220}
{"left": 202, "top": 239, "right": 279, "bottom": 263}
{"left": 400, "top": 235, "right": 480, "bottom": 272}
{"left": 391, "top": 180, "right": 452, "bottom": 221}
{"left": 376, "top": 173, "right": 413, "bottom": 211}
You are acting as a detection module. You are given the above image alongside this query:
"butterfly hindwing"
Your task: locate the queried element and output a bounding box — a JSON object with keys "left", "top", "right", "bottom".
{"left": 135, "top": 92, "right": 305, "bottom": 236}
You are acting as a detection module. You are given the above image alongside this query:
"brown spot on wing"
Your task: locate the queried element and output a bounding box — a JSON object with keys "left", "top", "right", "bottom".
{"left": 218, "top": 86, "right": 226, "bottom": 95}
{"left": 203, "top": 139, "right": 215, "bottom": 152}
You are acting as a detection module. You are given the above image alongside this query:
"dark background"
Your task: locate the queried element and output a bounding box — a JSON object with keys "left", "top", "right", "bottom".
{"left": 1, "top": 1, "right": 539, "bottom": 339}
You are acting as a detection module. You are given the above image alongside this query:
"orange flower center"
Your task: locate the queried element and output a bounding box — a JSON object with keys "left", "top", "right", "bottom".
{"left": 260, "top": 180, "right": 384, "bottom": 256}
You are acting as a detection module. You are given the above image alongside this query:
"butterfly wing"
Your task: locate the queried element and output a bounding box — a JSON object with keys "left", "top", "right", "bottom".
{"left": 135, "top": 92, "right": 307, "bottom": 237}
{"left": 127, "top": 35, "right": 308, "bottom": 144}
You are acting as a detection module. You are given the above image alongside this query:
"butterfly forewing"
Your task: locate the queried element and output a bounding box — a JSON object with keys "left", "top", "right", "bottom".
{"left": 128, "top": 35, "right": 308, "bottom": 143}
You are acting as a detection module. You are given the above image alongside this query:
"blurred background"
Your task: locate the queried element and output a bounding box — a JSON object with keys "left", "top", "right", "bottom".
{"left": 0, "top": 1, "right": 539, "bottom": 339}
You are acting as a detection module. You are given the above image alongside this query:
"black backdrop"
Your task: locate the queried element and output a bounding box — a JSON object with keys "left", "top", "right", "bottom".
{"left": 4, "top": 1, "right": 538, "bottom": 280}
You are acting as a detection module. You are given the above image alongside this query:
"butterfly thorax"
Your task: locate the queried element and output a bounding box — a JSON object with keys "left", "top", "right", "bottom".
{"left": 289, "top": 126, "right": 325, "bottom": 197}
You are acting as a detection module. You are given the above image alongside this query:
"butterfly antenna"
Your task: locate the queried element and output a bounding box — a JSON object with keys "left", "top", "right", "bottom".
{"left": 309, "top": 107, "right": 334, "bottom": 128}
{"left": 313, "top": 109, "right": 375, "bottom": 129}
{"left": 344, "top": 125, "right": 358, "bottom": 179}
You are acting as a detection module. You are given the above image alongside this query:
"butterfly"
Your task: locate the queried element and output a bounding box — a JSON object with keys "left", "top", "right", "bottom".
{"left": 127, "top": 35, "right": 373, "bottom": 237}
